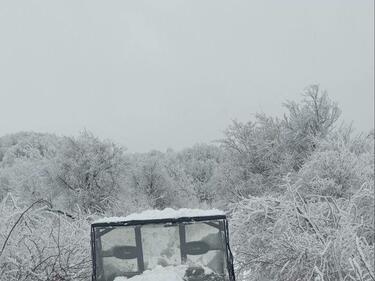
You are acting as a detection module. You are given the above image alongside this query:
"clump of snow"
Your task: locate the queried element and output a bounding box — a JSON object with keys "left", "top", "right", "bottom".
{"left": 94, "top": 208, "right": 225, "bottom": 224}
{"left": 114, "top": 265, "right": 187, "bottom": 281}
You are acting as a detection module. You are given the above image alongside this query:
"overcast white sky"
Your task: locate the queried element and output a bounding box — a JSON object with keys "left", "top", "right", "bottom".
{"left": 0, "top": 0, "right": 373, "bottom": 152}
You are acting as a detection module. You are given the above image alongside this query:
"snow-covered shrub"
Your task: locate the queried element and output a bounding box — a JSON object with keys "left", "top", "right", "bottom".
{"left": 283, "top": 85, "right": 341, "bottom": 170}
{"left": 0, "top": 194, "right": 91, "bottom": 281}
{"left": 0, "top": 133, "right": 62, "bottom": 204}
{"left": 210, "top": 160, "right": 267, "bottom": 204}
{"left": 128, "top": 151, "right": 177, "bottom": 209}
{"left": 299, "top": 149, "right": 362, "bottom": 197}
{"left": 221, "top": 114, "right": 287, "bottom": 179}
{"left": 229, "top": 128, "right": 374, "bottom": 281}
{"left": 54, "top": 131, "right": 126, "bottom": 213}
{"left": 298, "top": 130, "right": 374, "bottom": 198}
{"left": 230, "top": 181, "right": 374, "bottom": 281}
{"left": 170, "top": 144, "right": 223, "bottom": 204}
{"left": 0, "top": 158, "right": 53, "bottom": 203}
{"left": 219, "top": 88, "right": 342, "bottom": 200}
{"left": 217, "top": 114, "right": 289, "bottom": 204}
{"left": 0, "top": 132, "right": 61, "bottom": 168}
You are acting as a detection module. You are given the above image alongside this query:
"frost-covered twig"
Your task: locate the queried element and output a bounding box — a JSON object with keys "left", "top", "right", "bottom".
{"left": 0, "top": 199, "right": 51, "bottom": 258}
{"left": 356, "top": 237, "right": 375, "bottom": 280}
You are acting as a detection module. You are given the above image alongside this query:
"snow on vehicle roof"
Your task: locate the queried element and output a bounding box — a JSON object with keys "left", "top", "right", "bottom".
{"left": 93, "top": 208, "right": 225, "bottom": 224}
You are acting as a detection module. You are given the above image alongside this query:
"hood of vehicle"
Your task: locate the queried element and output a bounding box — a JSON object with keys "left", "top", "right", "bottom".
{"left": 114, "top": 265, "right": 187, "bottom": 281}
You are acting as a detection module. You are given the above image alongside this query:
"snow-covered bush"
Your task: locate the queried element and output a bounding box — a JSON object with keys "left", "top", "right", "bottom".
{"left": 54, "top": 131, "right": 126, "bottom": 213}
{"left": 298, "top": 130, "right": 374, "bottom": 198}
{"left": 0, "top": 158, "right": 54, "bottom": 204}
{"left": 0, "top": 132, "right": 61, "bottom": 203}
{"left": 0, "top": 194, "right": 91, "bottom": 281}
{"left": 219, "top": 87, "right": 342, "bottom": 199}
{"left": 230, "top": 182, "right": 374, "bottom": 281}
{"left": 127, "top": 150, "right": 205, "bottom": 210}
{"left": 229, "top": 127, "right": 374, "bottom": 281}
{"left": 283, "top": 85, "right": 341, "bottom": 170}
{"left": 221, "top": 114, "right": 286, "bottom": 180}
{"left": 217, "top": 114, "right": 288, "bottom": 204}
{"left": 0, "top": 132, "right": 61, "bottom": 168}
{"left": 128, "top": 151, "right": 179, "bottom": 209}
{"left": 210, "top": 159, "right": 267, "bottom": 204}
{"left": 170, "top": 144, "right": 223, "bottom": 204}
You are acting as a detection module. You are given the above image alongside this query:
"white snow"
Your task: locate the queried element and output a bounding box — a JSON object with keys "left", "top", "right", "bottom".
{"left": 113, "top": 265, "right": 187, "bottom": 281}
{"left": 93, "top": 208, "right": 225, "bottom": 224}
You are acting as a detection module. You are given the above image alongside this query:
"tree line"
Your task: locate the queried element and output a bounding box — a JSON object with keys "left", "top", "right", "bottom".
{"left": 0, "top": 85, "right": 373, "bottom": 280}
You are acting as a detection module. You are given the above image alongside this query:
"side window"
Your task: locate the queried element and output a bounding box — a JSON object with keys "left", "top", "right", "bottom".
{"left": 185, "top": 222, "right": 226, "bottom": 275}
{"left": 96, "top": 226, "right": 138, "bottom": 281}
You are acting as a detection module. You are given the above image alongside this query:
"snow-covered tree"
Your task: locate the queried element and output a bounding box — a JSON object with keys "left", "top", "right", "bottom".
{"left": 283, "top": 85, "right": 341, "bottom": 169}
{"left": 128, "top": 151, "right": 175, "bottom": 209}
{"left": 54, "top": 131, "right": 125, "bottom": 213}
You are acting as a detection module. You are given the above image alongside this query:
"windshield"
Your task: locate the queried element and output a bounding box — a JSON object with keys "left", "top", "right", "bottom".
{"left": 93, "top": 219, "right": 230, "bottom": 281}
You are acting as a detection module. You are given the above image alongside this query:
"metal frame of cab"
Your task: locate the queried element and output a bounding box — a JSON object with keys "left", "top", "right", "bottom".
{"left": 91, "top": 214, "right": 236, "bottom": 281}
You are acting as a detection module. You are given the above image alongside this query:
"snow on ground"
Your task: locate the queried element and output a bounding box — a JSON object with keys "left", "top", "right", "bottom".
{"left": 113, "top": 265, "right": 187, "bottom": 281}
{"left": 94, "top": 208, "right": 225, "bottom": 224}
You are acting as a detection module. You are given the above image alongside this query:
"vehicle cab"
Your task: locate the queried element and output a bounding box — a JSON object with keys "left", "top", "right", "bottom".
{"left": 91, "top": 208, "right": 236, "bottom": 281}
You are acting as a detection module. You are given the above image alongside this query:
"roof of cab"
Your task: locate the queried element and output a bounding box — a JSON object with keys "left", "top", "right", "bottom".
{"left": 92, "top": 208, "right": 226, "bottom": 225}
